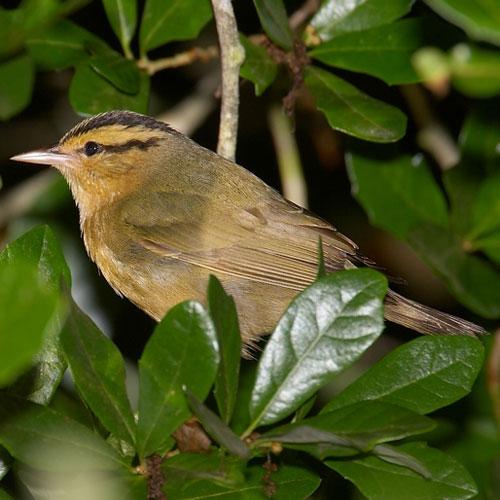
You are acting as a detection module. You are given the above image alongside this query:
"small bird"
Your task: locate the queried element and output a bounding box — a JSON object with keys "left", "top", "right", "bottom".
{"left": 12, "top": 111, "right": 485, "bottom": 353}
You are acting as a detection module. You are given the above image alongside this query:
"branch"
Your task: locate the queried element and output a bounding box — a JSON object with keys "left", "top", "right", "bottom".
{"left": 211, "top": 0, "right": 245, "bottom": 161}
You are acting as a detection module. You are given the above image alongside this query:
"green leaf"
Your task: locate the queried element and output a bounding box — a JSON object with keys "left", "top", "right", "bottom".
{"left": 258, "top": 401, "right": 434, "bottom": 459}
{"left": 424, "top": 0, "right": 500, "bottom": 47}
{"left": 469, "top": 172, "right": 500, "bottom": 241}
{"left": 316, "top": 237, "right": 327, "bottom": 279}
{"left": 61, "top": 301, "right": 136, "bottom": 446}
{"left": 0, "top": 396, "right": 125, "bottom": 471}
{"left": 239, "top": 34, "right": 278, "bottom": 96}
{"left": 374, "top": 443, "right": 431, "bottom": 478}
{"left": 89, "top": 52, "right": 141, "bottom": 94}
{"left": 450, "top": 43, "right": 500, "bottom": 97}
{"left": 0, "top": 447, "right": 11, "bottom": 481}
{"left": 409, "top": 224, "right": 500, "bottom": 318}
{"left": 323, "top": 336, "right": 484, "bottom": 415}
{"left": 163, "top": 461, "right": 320, "bottom": 499}
{"left": 162, "top": 451, "right": 246, "bottom": 490}
{"left": 0, "top": 490, "right": 12, "bottom": 500}
{"left": 347, "top": 151, "right": 449, "bottom": 238}
{"left": 310, "top": 18, "right": 424, "bottom": 85}
{"left": 327, "top": 442, "right": 478, "bottom": 500}
{"left": 208, "top": 276, "right": 241, "bottom": 424}
{"left": 247, "top": 269, "right": 387, "bottom": 431}
{"left": 186, "top": 391, "right": 250, "bottom": 459}
{"left": 140, "top": 0, "right": 212, "bottom": 54}
{"left": 311, "top": 0, "right": 414, "bottom": 42}
{"left": 1, "top": 226, "right": 71, "bottom": 403}
{"left": 0, "top": 54, "right": 34, "bottom": 121}
{"left": 69, "top": 61, "right": 149, "bottom": 115}
{"left": 305, "top": 66, "right": 406, "bottom": 143}
{"left": 253, "top": 0, "right": 293, "bottom": 51}
{"left": 102, "top": 0, "right": 137, "bottom": 56}
{"left": 475, "top": 232, "right": 500, "bottom": 265}
{"left": 26, "top": 20, "right": 108, "bottom": 70}
{"left": 137, "top": 301, "right": 219, "bottom": 457}
{"left": 230, "top": 363, "right": 256, "bottom": 434}
{"left": 0, "top": 231, "right": 66, "bottom": 387}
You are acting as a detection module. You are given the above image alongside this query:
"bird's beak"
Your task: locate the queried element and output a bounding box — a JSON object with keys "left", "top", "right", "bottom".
{"left": 10, "top": 148, "right": 70, "bottom": 167}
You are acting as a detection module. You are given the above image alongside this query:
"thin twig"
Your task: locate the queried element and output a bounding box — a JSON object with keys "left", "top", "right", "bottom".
{"left": 211, "top": 0, "right": 245, "bottom": 161}
{"left": 487, "top": 328, "right": 500, "bottom": 428}
{"left": 268, "top": 105, "right": 308, "bottom": 208}
{"left": 138, "top": 46, "right": 219, "bottom": 76}
{"left": 400, "top": 84, "right": 460, "bottom": 170}
{"left": 289, "top": 0, "right": 320, "bottom": 30}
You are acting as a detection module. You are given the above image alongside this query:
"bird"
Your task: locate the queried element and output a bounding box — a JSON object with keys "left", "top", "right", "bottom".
{"left": 11, "top": 110, "right": 485, "bottom": 355}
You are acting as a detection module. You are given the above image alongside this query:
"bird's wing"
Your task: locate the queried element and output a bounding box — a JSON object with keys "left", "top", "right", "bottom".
{"left": 120, "top": 190, "right": 365, "bottom": 291}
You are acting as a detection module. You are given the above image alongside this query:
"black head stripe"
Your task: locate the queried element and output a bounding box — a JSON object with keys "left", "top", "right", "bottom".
{"left": 103, "top": 137, "right": 162, "bottom": 153}
{"left": 60, "top": 110, "right": 180, "bottom": 145}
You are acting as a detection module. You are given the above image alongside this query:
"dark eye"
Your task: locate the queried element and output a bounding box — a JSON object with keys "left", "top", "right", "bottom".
{"left": 84, "top": 141, "right": 102, "bottom": 156}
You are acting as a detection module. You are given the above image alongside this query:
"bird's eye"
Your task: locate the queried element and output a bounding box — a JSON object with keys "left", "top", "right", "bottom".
{"left": 84, "top": 141, "right": 102, "bottom": 156}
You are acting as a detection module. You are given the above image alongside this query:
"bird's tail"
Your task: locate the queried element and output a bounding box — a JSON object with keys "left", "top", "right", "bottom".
{"left": 384, "top": 290, "right": 487, "bottom": 337}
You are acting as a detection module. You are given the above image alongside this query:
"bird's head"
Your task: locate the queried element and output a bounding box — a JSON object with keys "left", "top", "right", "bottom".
{"left": 11, "top": 110, "right": 181, "bottom": 212}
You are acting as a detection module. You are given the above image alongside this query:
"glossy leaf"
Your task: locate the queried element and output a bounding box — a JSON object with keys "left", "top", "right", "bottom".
{"left": 258, "top": 401, "right": 434, "bottom": 458}
{"left": 247, "top": 269, "right": 387, "bottom": 431}
{"left": 27, "top": 20, "right": 108, "bottom": 70}
{"left": 186, "top": 391, "right": 250, "bottom": 459}
{"left": 347, "top": 152, "right": 449, "bottom": 239}
{"left": 239, "top": 35, "right": 278, "bottom": 96}
{"left": 323, "top": 336, "right": 484, "bottom": 415}
{"left": 253, "top": 0, "right": 293, "bottom": 51}
{"left": 69, "top": 61, "right": 149, "bottom": 115}
{"left": 208, "top": 276, "right": 241, "bottom": 424}
{"left": 310, "top": 18, "right": 424, "bottom": 85}
{"left": 137, "top": 301, "right": 219, "bottom": 457}
{"left": 424, "top": 0, "right": 500, "bottom": 47}
{"left": 61, "top": 301, "right": 136, "bottom": 446}
{"left": 102, "top": 0, "right": 137, "bottom": 55}
{"left": 163, "top": 461, "right": 320, "bottom": 499}
{"left": 409, "top": 224, "right": 500, "bottom": 318}
{"left": 140, "top": 0, "right": 212, "bottom": 54}
{"left": 1, "top": 226, "right": 70, "bottom": 404}
{"left": 0, "top": 447, "right": 11, "bottom": 481}
{"left": 0, "top": 231, "right": 65, "bottom": 387}
{"left": 450, "top": 44, "right": 500, "bottom": 97}
{"left": 0, "top": 54, "right": 34, "bottom": 121}
{"left": 327, "top": 442, "right": 478, "bottom": 500}
{"left": 89, "top": 52, "right": 141, "bottom": 94}
{"left": 311, "top": 0, "right": 414, "bottom": 42}
{"left": 305, "top": 66, "right": 406, "bottom": 143}
{"left": 0, "top": 396, "right": 125, "bottom": 471}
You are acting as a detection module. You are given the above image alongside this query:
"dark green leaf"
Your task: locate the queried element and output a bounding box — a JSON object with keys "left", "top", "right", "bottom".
{"left": 409, "top": 224, "right": 500, "bottom": 318}
{"left": 186, "top": 391, "right": 250, "bottom": 459}
{"left": 327, "top": 442, "right": 478, "bottom": 500}
{"left": 69, "top": 61, "right": 149, "bottom": 115}
{"left": 424, "top": 0, "right": 500, "bottom": 47}
{"left": 0, "top": 54, "right": 34, "bottom": 121}
{"left": 316, "top": 237, "right": 327, "bottom": 279}
{"left": 324, "top": 336, "right": 484, "bottom": 415}
{"left": 258, "top": 401, "right": 434, "bottom": 459}
{"left": 0, "top": 447, "right": 11, "bottom": 481}
{"left": 347, "top": 151, "right": 448, "bottom": 238}
{"left": 239, "top": 34, "right": 278, "bottom": 96}
{"left": 310, "top": 18, "right": 424, "bottom": 85}
{"left": 0, "top": 396, "right": 125, "bottom": 471}
{"left": 374, "top": 444, "right": 431, "bottom": 478}
{"left": 102, "top": 0, "right": 137, "bottom": 56}
{"left": 230, "top": 362, "right": 256, "bottom": 434}
{"left": 305, "top": 66, "right": 406, "bottom": 142}
{"left": 253, "top": 0, "right": 293, "bottom": 50}
{"left": 475, "top": 232, "right": 500, "bottom": 265}
{"left": 1, "top": 226, "right": 71, "bottom": 403}
{"left": 247, "top": 269, "right": 387, "bottom": 432}
{"left": 89, "top": 52, "right": 141, "bottom": 94}
{"left": 61, "top": 301, "right": 136, "bottom": 446}
{"left": 0, "top": 490, "right": 12, "bottom": 500}
{"left": 162, "top": 451, "right": 245, "bottom": 490}
{"left": 469, "top": 172, "right": 500, "bottom": 242}
{"left": 208, "top": 276, "right": 241, "bottom": 424}
{"left": 311, "top": 0, "right": 414, "bottom": 41}
{"left": 450, "top": 43, "right": 500, "bottom": 97}
{"left": 27, "top": 20, "right": 108, "bottom": 70}
{"left": 293, "top": 395, "right": 316, "bottom": 423}
{"left": 140, "top": 0, "right": 212, "bottom": 54}
{"left": 163, "top": 461, "right": 320, "bottom": 499}
{"left": 137, "top": 301, "right": 219, "bottom": 457}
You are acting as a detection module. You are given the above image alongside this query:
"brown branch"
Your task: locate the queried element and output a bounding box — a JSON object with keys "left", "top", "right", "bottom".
{"left": 487, "top": 328, "right": 500, "bottom": 428}
{"left": 138, "top": 46, "right": 219, "bottom": 76}
{"left": 211, "top": 0, "right": 245, "bottom": 160}
{"left": 289, "top": 0, "right": 320, "bottom": 30}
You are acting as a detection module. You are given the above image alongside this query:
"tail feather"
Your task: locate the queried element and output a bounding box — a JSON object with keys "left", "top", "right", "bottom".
{"left": 384, "top": 290, "right": 487, "bottom": 337}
